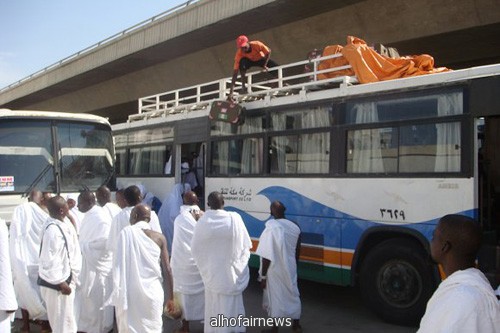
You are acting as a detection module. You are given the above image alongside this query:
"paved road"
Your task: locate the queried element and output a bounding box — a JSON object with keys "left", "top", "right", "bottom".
{"left": 12, "top": 268, "right": 417, "bottom": 333}
{"left": 163, "top": 268, "right": 415, "bottom": 333}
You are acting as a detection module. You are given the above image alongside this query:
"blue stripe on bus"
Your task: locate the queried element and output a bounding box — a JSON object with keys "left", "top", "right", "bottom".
{"left": 226, "top": 185, "right": 477, "bottom": 251}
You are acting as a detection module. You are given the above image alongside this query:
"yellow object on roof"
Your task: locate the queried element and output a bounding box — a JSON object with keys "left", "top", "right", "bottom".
{"left": 317, "top": 36, "right": 450, "bottom": 84}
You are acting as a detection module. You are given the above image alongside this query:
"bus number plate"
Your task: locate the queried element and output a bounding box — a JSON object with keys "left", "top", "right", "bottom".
{"left": 380, "top": 209, "right": 405, "bottom": 221}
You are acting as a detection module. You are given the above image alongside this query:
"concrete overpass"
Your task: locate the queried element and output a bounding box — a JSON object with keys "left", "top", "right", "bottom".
{"left": 1, "top": 0, "right": 499, "bottom": 124}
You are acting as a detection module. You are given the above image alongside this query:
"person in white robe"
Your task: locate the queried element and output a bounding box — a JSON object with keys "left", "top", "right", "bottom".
{"left": 417, "top": 214, "right": 500, "bottom": 332}
{"left": 182, "top": 162, "right": 199, "bottom": 193}
{"left": 107, "top": 204, "right": 174, "bottom": 333}
{"left": 107, "top": 185, "right": 162, "bottom": 253}
{"left": 39, "top": 196, "right": 82, "bottom": 333}
{"left": 75, "top": 191, "right": 114, "bottom": 333}
{"left": 67, "top": 194, "right": 85, "bottom": 233}
{"left": 158, "top": 183, "right": 184, "bottom": 254}
{"left": 0, "top": 218, "right": 18, "bottom": 333}
{"left": 115, "top": 189, "right": 128, "bottom": 209}
{"left": 171, "top": 191, "right": 204, "bottom": 332}
{"left": 9, "top": 190, "right": 50, "bottom": 331}
{"left": 96, "top": 185, "right": 121, "bottom": 220}
{"left": 191, "top": 191, "right": 252, "bottom": 333}
{"left": 138, "top": 184, "right": 163, "bottom": 215}
{"left": 256, "top": 201, "right": 302, "bottom": 332}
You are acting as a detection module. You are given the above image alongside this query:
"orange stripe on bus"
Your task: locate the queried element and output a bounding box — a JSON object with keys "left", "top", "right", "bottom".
{"left": 251, "top": 239, "right": 354, "bottom": 267}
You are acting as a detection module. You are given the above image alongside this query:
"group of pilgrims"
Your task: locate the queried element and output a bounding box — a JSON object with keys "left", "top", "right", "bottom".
{"left": 0, "top": 184, "right": 302, "bottom": 333}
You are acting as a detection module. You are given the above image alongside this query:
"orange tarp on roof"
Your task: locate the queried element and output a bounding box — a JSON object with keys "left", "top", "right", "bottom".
{"left": 317, "top": 45, "right": 355, "bottom": 80}
{"left": 317, "top": 36, "right": 450, "bottom": 84}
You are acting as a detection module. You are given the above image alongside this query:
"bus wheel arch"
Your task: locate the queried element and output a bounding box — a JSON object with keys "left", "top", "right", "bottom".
{"left": 354, "top": 232, "right": 439, "bottom": 326}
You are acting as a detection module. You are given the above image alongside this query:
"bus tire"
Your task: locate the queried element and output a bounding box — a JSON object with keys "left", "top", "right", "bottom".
{"left": 359, "top": 238, "right": 436, "bottom": 326}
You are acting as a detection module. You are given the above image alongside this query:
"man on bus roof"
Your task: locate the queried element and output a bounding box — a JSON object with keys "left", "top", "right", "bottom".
{"left": 228, "top": 35, "right": 279, "bottom": 98}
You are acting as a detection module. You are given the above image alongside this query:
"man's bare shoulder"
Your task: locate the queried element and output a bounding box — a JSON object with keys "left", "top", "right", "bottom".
{"left": 143, "top": 229, "right": 166, "bottom": 248}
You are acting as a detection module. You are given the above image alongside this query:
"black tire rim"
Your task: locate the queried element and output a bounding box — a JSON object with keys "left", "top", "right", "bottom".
{"left": 376, "top": 259, "right": 423, "bottom": 309}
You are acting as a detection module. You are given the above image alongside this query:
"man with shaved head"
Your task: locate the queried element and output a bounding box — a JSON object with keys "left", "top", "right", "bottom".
{"left": 108, "top": 204, "right": 174, "bottom": 332}
{"left": 38, "top": 196, "right": 82, "bottom": 333}
{"left": 115, "top": 189, "right": 127, "bottom": 209}
{"left": 75, "top": 190, "right": 114, "bottom": 332}
{"left": 256, "top": 201, "right": 302, "bottom": 332}
{"left": 171, "top": 191, "right": 204, "bottom": 332}
{"left": 417, "top": 214, "right": 500, "bottom": 332}
{"left": 191, "top": 191, "right": 252, "bottom": 333}
{"left": 107, "top": 185, "right": 162, "bottom": 254}
{"left": 9, "top": 189, "right": 51, "bottom": 331}
{"left": 96, "top": 185, "right": 121, "bottom": 220}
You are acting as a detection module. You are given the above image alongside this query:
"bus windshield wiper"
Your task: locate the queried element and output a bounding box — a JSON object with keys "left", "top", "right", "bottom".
{"left": 23, "top": 163, "right": 53, "bottom": 198}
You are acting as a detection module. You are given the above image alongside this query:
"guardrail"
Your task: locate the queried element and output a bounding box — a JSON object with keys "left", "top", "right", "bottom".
{"left": 131, "top": 53, "right": 358, "bottom": 122}
{"left": 0, "top": 0, "right": 201, "bottom": 93}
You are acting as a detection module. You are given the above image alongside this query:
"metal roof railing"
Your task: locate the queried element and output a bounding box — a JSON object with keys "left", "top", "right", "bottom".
{"left": 131, "top": 53, "right": 358, "bottom": 122}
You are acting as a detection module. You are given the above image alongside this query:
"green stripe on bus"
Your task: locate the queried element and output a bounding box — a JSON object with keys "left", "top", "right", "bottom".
{"left": 249, "top": 254, "right": 351, "bottom": 286}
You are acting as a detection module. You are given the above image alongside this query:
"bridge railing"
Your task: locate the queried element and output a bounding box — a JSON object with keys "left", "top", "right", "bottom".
{"left": 0, "top": 0, "right": 201, "bottom": 93}
{"left": 131, "top": 53, "right": 358, "bottom": 121}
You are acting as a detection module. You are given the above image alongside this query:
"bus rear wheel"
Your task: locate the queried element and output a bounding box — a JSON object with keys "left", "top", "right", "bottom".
{"left": 359, "top": 239, "right": 436, "bottom": 326}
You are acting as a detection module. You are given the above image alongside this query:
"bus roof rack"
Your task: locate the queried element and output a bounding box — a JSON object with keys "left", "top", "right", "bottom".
{"left": 133, "top": 51, "right": 500, "bottom": 123}
{"left": 131, "top": 53, "right": 358, "bottom": 122}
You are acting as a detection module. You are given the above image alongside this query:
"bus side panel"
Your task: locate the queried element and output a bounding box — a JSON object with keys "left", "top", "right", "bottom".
{"left": 207, "top": 177, "right": 476, "bottom": 286}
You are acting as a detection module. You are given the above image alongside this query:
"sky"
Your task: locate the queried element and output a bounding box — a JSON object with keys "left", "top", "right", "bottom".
{"left": 0, "top": 0, "right": 190, "bottom": 89}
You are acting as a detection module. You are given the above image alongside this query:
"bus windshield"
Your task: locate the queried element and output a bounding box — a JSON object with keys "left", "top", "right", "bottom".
{"left": 0, "top": 119, "right": 114, "bottom": 194}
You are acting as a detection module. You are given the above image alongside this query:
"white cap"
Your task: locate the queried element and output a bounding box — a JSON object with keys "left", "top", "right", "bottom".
{"left": 66, "top": 193, "right": 79, "bottom": 201}
{"left": 181, "top": 162, "right": 190, "bottom": 174}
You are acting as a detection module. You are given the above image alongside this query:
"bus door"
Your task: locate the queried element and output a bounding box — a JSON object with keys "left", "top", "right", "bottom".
{"left": 181, "top": 142, "right": 205, "bottom": 208}
{"left": 479, "top": 117, "right": 500, "bottom": 229}
{"left": 477, "top": 116, "right": 500, "bottom": 281}
{"left": 174, "top": 116, "right": 209, "bottom": 208}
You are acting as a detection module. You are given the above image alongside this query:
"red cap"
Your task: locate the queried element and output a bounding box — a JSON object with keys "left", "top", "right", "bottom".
{"left": 236, "top": 35, "right": 249, "bottom": 48}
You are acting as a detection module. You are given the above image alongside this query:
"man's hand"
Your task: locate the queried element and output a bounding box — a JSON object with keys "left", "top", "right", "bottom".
{"left": 165, "top": 299, "right": 175, "bottom": 313}
{"left": 164, "top": 299, "right": 181, "bottom": 319}
{"left": 59, "top": 281, "right": 72, "bottom": 295}
{"left": 191, "top": 210, "right": 203, "bottom": 221}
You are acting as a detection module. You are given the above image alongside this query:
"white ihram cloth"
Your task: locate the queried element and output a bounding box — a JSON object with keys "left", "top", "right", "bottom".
{"left": 107, "top": 206, "right": 162, "bottom": 253}
{"left": 39, "top": 217, "right": 82, "bottom": 333}
{"left": 108, "top": 221, "right": 164, "bottom": 333}
{"left": 75, "top": 205, "right": 114, "bottom": 333}
{"left": 69, "top": 207, "right": 85, "bottom": 235}
{"left": 158, "top": 184, "right": 184, "bottom": 254}
{"left": 417, "top": 268, "right": 500, "bottom": 333}
{"left": 256, "top": 218, "right": 301, "bottom": 319}
{"left": 0, "top": 219, "right": 18, "bottom": 333}
{"left": 191, "top": 209, "right": 252, "bottom": 333}
{"left": 102, "top": 201, "right": 121, "bottom": 221}
{"left": 9, "top": 202, "right": 48, "bottom": 319}
{"left": 171, "top": 205, "right": 204, "bottom": 320}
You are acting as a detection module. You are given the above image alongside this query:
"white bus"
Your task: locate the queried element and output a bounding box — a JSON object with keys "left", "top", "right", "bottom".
{"left": 112, "top": 56, "right": 500, "bottom": 325}
{"left": 0, "top": 109, "right": 115, "bottom": 223}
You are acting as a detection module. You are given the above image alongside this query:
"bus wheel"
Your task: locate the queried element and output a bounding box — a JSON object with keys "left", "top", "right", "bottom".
{"left": 359, "top": 239, "right": 436, "bottom": 326}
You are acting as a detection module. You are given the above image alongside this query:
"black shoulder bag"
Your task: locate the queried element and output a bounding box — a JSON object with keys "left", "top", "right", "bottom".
{"left": 37, "top": 223, "right": 72, "bottom": 291}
